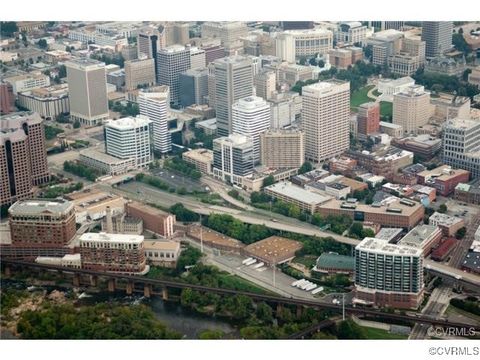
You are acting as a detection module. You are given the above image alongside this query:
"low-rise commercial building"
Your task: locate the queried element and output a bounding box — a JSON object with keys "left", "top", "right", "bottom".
{"left": 264, "top": 181, "right": 332, "bottom": 214}
{"left": 4, "top": 73, "right": 51, "bottom": 94}
{"left": 318, "top": 198, "right": 424, "bottom": 230}
{"left": 66, "top": 190, "right": 125, "bottom": 223}
{"left": 126, "top": 201, "right": 175, "bottom": 238}
{"left": 392, "top": 134, "right": 442, "bottom": 160}
{"left": 314, "top": 253, "right": 354, "bottom": 275}
{"left": 182, "top": 148, "right": 213, "bottom": 175}
{"left": 144, "top": 240, "right": 181, "bottom": 268}
{"left": 417, "top": 165, "right": 470, "bottom": 196}
{"left": 242, "top": 236, "right": 303, "bottom": 266}
{"left": 431, "top": 238, "right": 458, "bottom": 262}
{"left": 16, "top": 84, "right": 69, "bottom": 121}
{"left": 454, "top": 180, "right": 480, "bottom": 205}
{"left": 429, "top": 212, "right": 465, "bottom": 237}
{"left": 79, "top": 232, "right": 147, "bottom": 274}
{"left": 79, "top": 148, "right": 136, "bottom": 176}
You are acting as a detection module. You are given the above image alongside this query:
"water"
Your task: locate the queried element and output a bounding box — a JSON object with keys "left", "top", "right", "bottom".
{"left": 1, "top": 279, "right": 237, "bottom": 339}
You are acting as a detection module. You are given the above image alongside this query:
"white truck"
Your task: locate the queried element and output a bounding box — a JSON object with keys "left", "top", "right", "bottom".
{"left": 242, "top": 258, "right": 253, "bottom": 265}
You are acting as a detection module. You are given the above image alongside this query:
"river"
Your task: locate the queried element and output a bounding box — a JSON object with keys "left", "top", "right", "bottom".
{"left": 1, "top": 279, "right": 237, "bottom": 339}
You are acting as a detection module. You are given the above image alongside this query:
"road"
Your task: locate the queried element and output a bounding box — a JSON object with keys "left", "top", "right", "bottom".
{"left": 449, "top": 211, "right": 480, "bottom": 269}
{"left": 410, "top": 285, "right": 451, "bottom": 339}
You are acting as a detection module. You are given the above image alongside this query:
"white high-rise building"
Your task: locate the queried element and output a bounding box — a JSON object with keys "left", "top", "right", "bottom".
{"left": 156, "top": 45, "right": 191, "bottom": 105}
{"left": 302, "top": 81, "right": 350, "bottom": 163}
{"left": 138, "top": 87, "right": 171, "bottom": 154}
{"left": 105, "top": 115, "right": 152, "bottom": 168}
{"left": 276, "top": 28, "right": 333, "bottom": 62}
{"left": 232, "top": 96, "right": 271, "bottom": 164}
{"left": 65, "top": 58, "right": 109, "bottom": 126}
{"left": 214, "top": 55, "right": 254, "bottom": 136}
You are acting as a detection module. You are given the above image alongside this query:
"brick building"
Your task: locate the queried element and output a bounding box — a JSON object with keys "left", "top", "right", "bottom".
{"left": 417, "top": 165, "right": 470, "bottom": 196}
{"left": 126, "top": 201, "right": 175, "bottom": 238}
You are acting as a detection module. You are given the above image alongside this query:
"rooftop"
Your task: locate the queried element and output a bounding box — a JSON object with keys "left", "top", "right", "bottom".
{"left": 316, "top": 252, "right": 355, "bottom": 271}
{"left": 378, "top": 76, "right": 414, "bottom": 87}
{"left": 80, "top": 148, "right": 130, "bottom": 165}
{"left": 398, "top": 225, "right": 441, "bottom": 248}
{"left": 375, "top": 228, "right": 404, "bottom": 242}
{"left": 182, "top": 148, "right": 213, "bottom": 163}
{"left": 80, "top": 232, "right": 144, "bottom": 244}
{"left": 418, "top": 165, "right": 469, "bottom": 182}
{"left": 429, "top": 212, "right": 464, "bottom": 226}
{"left": 105, "top": 115, "right": 152, "bottom": 130}
{"left": 444, "top": 118, "right": 480, "bottom": 131}
{"left": 320, "top": 198, "right": 423, "bottom": 216}
{"left": 462, "top": 252, "right": 480, "bottom": 273}
{"left": 356, "top": 237, "right": 422, "bottom": 256}
{"left": 9, "top": 198, "right": 74, "bottom": 216}
{"left": 244, "top": 236, "right": 303, "bottom": 262}
{"left": 265, "top": 181, "right": 332, "bottom": 205}
{"left": 144, "top": 240, "right": 180, "bottom": 251}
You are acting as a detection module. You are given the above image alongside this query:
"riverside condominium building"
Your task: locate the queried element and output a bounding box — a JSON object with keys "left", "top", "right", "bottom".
{"left": 65, "top": 58, "right": 109, "bottom": 126}
{"left": 302, "top": 81, "right": 350, "bottom": 163}
{"left": 104, "top": 115, "right": 152, "bottom": 168}
{"left": 232, "top": 96, "right": 271, "bottom": 164}
{"left": 354, "top": 237, "right": 424, "bottom": 309}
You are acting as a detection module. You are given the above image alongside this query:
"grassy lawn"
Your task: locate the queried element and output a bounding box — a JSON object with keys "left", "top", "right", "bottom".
{"left": 380, "top": 101, "right": 393, "bottom": 119}
{"left": 350, "top": 85, "right": 375, "bottom": 110}
{"left": 362, "top": 326, "right": 409, "bottom": 340}
{"left": 293, "top": 256, "right": 317, "bottom": 269}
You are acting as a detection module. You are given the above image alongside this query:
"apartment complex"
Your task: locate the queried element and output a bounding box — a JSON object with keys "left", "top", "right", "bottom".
{"left": 354, "top": 237, "right": 424, "bottom": 309}
{"left": 156, "top": 45, "right": 191, "bottom": 105}
{"left": 213, "top": 55, "right": 254, "bottom": 136}
{"left": 302, "top": 81, "right": 350, "bottom": 163}
{"left": 232, "top": 96, "right": 271, "bottom": 164}
{"left": 213, "top": 134, "right": 254, "bottom": 184}
{"left": 9, "top": 199, "right": 76, "bottom": 247}
{"left": 393, "top": 85, "right": 432, "bottom": 134}
{"left": 79, "top": 232, "right": 147, "bottom": 274}
{"left": 65, "top": 58, "right": 109, "bottom": 126}
{"left": 104, "top": 115, "right": 152, "bottom": 168}
{"left": 138, "top": 87, "right": 171, "bottom": 154}
{"left": 443, "top": 118, "right": 480, "bottom": 179}
{"left": 0, "top": 112, "right": 49, "bottom": 206}
{"left": 124, "top": 58, "right": 156, "bottom": 91}
{"left": 260, "top": 129, "right": 304, "bottom": 169}
{"left": 125, "top": 201, "right": 175, "bottom": 238}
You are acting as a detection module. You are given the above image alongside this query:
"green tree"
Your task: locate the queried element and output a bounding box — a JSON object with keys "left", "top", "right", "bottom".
{"left": 169, "top": 203, "right": 199, "bottom": 222}
{"left": 262, "top": 175, "right": 275, "bottom": 187}
{"left": 438, "top": 204, "right": 448, "bottom": 213}
{"left": 349, "top": 222, "right": 364, "bottom": 238}
{"left": 455, "top": 227, "right": 467, "bottom": 239}
{"left": 0, "top": 22, "right": 18, "bottom": 37}
{"left": 37, "top": 39, "right": 48, "bottom": 49}
{"left": 298, "top": 161, "right": 313, "bottom": 174}
{"left": 73, "top": 120, "right": 81, "bottom": 129}
{"left": 198, "top": 329, "right": 224, "bottom": 339}
{"left": 256, "top": 302, "right": 274, "bottom": 323}
{"left": 336, "top": 319, "right": 367, "bottom": 339}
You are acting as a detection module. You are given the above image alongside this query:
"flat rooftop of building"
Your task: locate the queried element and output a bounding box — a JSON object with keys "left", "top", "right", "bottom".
{"left": 356, "top": 237, "right": 422, "bottom": 256}
{"left": 338, "top": 177, "right": 368, "bottom": 191}
{"left": 66, "top": 57, "right": 105, "bottom": 68}
{"left": 402, "top": 163, "right": 427, "bottom": 175}
{"left": 379, "top": 121, "right": 403, "bottom": 129}
{"left": 182, "top": 148, "right": 213, "bottom": 162}
{"left": 144, "top": 240, "right": 180, "bottom": 251}
{"left": 429, "top": 212, "right": 464, "bottom": 226}
{"left": 398, "top": 225, "right": 440, "bottom": 248}
{"left": 462, "top": 252, "right": 480, "bottom": 273}
{"left": 375, "top": 227, "right": 404, "bottom": 241}
{"left": 418, "top": 165, "right": 469, "bottom": 182}
{"left": 1, "top": 111, "right": 43, "bottom": 131}
{"left": 444, "top": 118, "right": 480, "bottom": 131}
{"left": 188, "top": 225, "right": 244, "bottom": 250}
{"left": 80, "top": 148, "right": 131, "bottom": 165}
{"left": 320, "top": 198, "right": 423, "bottom": 216}
{"left": 316, "top": 252, "right": 354, "bottom": 271}
{"left": 127, "top": 201, "right": 172, "bottom": 218}
{"left": 80, "top": 232, "right": 143, "bottom": 244}
{"left": 66, "top": 189, "right": 124, "bottom": 210}
{"left": 244, "top": 236, "right": 303, "bottom": 262}
{"left": 105, "top": 115, "right": 151, "bottom": 130}
{"left": 8, "top": 198, "right": 73, "bottom": 216}
{"left": 265, "top": 181, "right": 332, "bottom": 205}
{"left": 455, "top": 178, "right": 480, "bottom": 195}
{"left": 378, "top": 76, "right": 414, "bottom": 87}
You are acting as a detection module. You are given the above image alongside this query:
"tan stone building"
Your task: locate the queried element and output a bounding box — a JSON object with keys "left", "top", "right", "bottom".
{"left": 260, "top": 129, "right": 304, "bottom": 169}
{"left": 393, "top": 85, "right": 432, "bottom": 134}
{"left": 182, "top": 148, "right": 213, "bottom": 174}
{"left": 124, "top": 58, "right": 156, "bottom": 91}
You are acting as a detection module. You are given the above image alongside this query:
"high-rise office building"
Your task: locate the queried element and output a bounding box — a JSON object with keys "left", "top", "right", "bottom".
{"left": 260, "top": 129, "right": 305, "bottom": 169}
{"left": 179, "top": 68, "right": 209, "bottom": 107}
{"left": 124, "top": 57, "right": 156, "bottom": 91}
{"left": 254, "top": 70, "right": 276, "bottom": 100}
{"left": 105, "top": 115, "right": 152, "bottom": 168}
{"left": 138, "top": 87, "right": 171, "bottom": 154}
{"left": 443, "top": 118, "right": 480, "bottom": 179}
{"left": 165, "top": 22, "right": 190, "bottom": 46}
{"left": 213, "top": 134, "right": 254, "bottom": 184}
{"left": 421, "top": 21, "right": 453, "bottom": 58}
{"left": 202, "top": 43, "right": 226, "bottom": 65}
{"left": 190, "top": 46, "right": 207, "bottom": 70}
{"left": 232, "top": 96, "right": 271, "bottom": 164}
{"left": 0, "top": 82, "right": 15, "bottom": 114}
{"left": 207, "top": 63, "right": 216, "bottom": 108}
{"left": 357, "top": 102, "right": 380, "bottom": 138}
{"left": 354, "top": 237, "right": 424, "bottom": 309}
{"left": 0, "top": 112, "right": 49, "bottom": 207}
{"left": 393, "top": 85, "right": 432, "bottom": 134}
{"left": 214, "top": 55, "right": 254, "bottom": 136}
{"left": 302, "top": 81, "right": 350, "bottom": 163}
{"left": 156, "top": 45, "right": 191, "bottom": 105}
{"left": 280, "top": 21, "right": 314, "bottom": 30}
{"left": 65, "top": 58, "right": 109, "bottom": 126}
{"left": 137, "top": 27, "right": 165, "bottom": 80}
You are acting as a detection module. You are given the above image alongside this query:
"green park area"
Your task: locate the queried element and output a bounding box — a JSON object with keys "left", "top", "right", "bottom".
{"left": 350, "top": 85, "right": 375, "bottom": 110}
